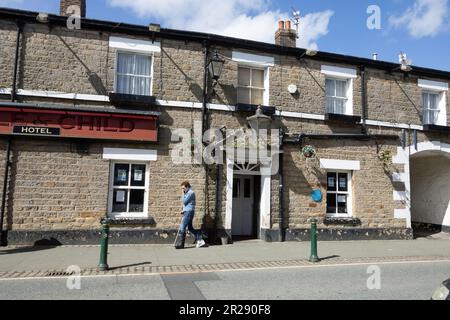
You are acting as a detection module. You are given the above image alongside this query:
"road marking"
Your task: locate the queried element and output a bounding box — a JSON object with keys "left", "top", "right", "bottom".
{"left": 1, "top": 259, "right": 450, "bottom": 282}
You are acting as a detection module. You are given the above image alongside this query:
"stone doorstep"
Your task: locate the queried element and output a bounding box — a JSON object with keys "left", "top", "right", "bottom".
{"left": 0, "top": 255, "right": 449, "bottom": 280}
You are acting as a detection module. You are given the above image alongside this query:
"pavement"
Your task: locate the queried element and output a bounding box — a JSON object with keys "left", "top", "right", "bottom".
{"left": 1, "top": 235, "right": 450, "bottom": 279}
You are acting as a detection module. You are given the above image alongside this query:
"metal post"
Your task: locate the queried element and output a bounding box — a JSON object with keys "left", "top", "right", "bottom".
{"left": 309, "top": 218, "right": 319, "bottom": 263}
{"left": 98, "top": 218, "right": 110, "bottom": 271}
{"left": 0, "top": 138, "right": 12, "bottom": 247}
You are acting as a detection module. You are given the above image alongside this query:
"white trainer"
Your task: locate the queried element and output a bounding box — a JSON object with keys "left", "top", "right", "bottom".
{"left": 196, "top": 239, "right": 206, "bottom": 248}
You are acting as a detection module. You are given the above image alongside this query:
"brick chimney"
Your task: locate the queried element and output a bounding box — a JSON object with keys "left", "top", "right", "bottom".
{"left": 60, "top": 0, "right": 86, "bottom": 18}
{"left": 275, "top": 20, "right": 297, "bottom": 47}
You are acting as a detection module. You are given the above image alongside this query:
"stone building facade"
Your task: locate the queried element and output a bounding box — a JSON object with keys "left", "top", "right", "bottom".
{"left": 0, "top": 1, "right": 449, "bottom": 245}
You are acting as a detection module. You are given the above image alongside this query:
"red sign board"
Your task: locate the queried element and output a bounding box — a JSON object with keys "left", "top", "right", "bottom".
{"left": 0, "top": 106, "right": 158, "bottom": 142}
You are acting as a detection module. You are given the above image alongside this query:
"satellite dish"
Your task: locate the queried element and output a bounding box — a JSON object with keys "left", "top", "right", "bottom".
{"left": 288, "top": 84, "right": 298, "bottom": 94}
{"left": 399, "top": 52, "right": 413, "bottom": 72}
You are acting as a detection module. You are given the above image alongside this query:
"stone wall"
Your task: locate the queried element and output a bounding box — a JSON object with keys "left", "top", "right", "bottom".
{"left": 0, "top": 107, "right": 208, "bottom": 232}
{"left": 1, "top": 21, "right": 448, "bottom": 125}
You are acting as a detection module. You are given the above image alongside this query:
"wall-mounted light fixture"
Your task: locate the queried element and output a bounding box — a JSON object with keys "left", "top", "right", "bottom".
{"left": 247, "top": 105, "right": 272, "bottom": 133}
{"left": 208, "top": 50, "right": 225, "bottom": 82}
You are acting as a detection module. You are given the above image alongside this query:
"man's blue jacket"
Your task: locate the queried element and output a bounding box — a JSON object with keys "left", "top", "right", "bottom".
{"left": 182, "top": 188, "right": 196, "bottom": 213}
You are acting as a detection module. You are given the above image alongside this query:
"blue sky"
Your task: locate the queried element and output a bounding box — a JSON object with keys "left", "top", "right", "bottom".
{"left": 1, "top": 0, "right": 449, "bottom": 71}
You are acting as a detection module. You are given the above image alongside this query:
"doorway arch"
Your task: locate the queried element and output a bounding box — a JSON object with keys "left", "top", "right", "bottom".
{"left": 393, "top": 141, "right": 450, "bottom": 235}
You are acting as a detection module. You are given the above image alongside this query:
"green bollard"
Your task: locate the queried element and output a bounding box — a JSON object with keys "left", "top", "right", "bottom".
{"left": 98, "top": 217, "right": 110, "bottom": 271}
{"left": 309, "top": 218, "right": 320, "bottom": 263}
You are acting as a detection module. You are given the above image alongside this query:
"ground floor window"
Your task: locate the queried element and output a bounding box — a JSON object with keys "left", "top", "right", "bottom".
{"left": 326, "top": 171, "right": 352, "bottom": 217}
{"left": 108, "top": 162, "right": 149, "bottom": 217}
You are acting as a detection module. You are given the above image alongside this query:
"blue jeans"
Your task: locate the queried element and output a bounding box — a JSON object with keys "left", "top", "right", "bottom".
{"left": 179, "top": 211, "right": 202, "bottom": 241}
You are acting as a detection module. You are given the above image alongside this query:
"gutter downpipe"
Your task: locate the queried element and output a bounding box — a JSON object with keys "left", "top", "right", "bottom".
{"left": 202, "top": 41, "right": 210, "bottom": 240}
{"left": 11, "top": 22, "right": 23, "bottom": 102}
{"left": 279, "top": 129, "right": 285, "bottom": 242}
{"left": 360, "top": 65, "right": 368, "bottom": 134}
{"left": 2, "top": 22, "right": 21, "bottom": 246}
{"left": 0, "top": 138, "right": 12, "bottom": 246}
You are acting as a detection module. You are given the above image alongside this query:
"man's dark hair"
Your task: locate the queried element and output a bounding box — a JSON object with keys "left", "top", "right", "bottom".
{"left": 180, "top": 181, "right": 191, "bottom": 188}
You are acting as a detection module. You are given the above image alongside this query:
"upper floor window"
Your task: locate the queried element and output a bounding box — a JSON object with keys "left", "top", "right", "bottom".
{"left": 326, "top": 78, "right": 348, "bottom": 114}
{"left": 238, "top": 67, "right": 265, "bottom": 105}
{"left": 116, "top": 52, "right": 152, "bottom": 96}
{"left": 422, "top": 92, "right": 440, "bottom": 125}
{"left": 419, "top": 79, "right": 448, "bottom": 126}
{"left": 232, "top": 51, "right": 274, "bottom": 106}
{"left": 321, "top": 65, "right": 357, "bottom": 116}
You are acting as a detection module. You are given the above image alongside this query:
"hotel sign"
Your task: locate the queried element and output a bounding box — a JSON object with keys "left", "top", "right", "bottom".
{"left": 0, "top": 106, "right": 158, "bottom": 142}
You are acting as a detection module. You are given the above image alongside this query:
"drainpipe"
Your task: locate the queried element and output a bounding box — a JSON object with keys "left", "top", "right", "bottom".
{"left": 11, "top": 22, "right": 23, "bottom": 102}
{"left": 201, "top": 40, "right": 210, "bottom": 136}
{"left": 278, "top": 129, "right": 285, "bottom": 242}
{"left": 0, "top": 138, "right": 12, "bottom": 247}
{"left": 213, "top": 163, "right": 221, "bottom": 243}
{"left": 360, "top": 65, "right": 368, "bottom": 134}
{"left": 202, "top": 41, "right": 210, "bottom": 235}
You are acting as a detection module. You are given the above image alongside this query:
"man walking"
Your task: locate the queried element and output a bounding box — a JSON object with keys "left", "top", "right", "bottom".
{"left": 175, "top": 181, "right": 206, "bottom": 249}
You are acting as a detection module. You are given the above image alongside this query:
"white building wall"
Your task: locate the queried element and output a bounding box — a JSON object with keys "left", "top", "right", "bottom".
{"left": 411, "top": 155, "right": 450, "bottom": 227}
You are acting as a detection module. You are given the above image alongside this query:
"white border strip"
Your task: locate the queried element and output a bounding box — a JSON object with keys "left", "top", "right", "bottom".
{"left": 109, "top": 36, "right": 161, "bottom": 54}
{"left": 103, "top": 148, "right": 157, "bottom": 161}
{"left": 320, "top": 159, "right": 361, "bottom": 171}
{"left": 321, "top": 65, "right": 357, "bottom": 79}
{"left": 0, "top": 88, "right": 437, "bottom": 132}
{"left": 18, "top": 89, "right": 110, "bottom": 102}
{"left": 418, "top": 79, "right": 448, "bottom": 92}
{"left": 365, "top": 119, "right": 423, "bottom": 131}
{"left": 232, "top": 51, "right": 275, "bottom": 67}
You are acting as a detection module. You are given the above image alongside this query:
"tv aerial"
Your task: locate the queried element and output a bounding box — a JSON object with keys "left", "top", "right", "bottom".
{"left": 399, "top": 52, "right": 412, "bottom": 72}
{"left": 291, "top": 7, "right": 301, "bottom": 39}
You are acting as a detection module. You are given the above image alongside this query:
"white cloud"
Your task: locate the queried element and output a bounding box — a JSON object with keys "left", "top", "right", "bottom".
{"left": 107, "top": 0, "right": 333, "bottom": 50}
{"left": 389, "top": 0, "right": 449, "bottom": 38}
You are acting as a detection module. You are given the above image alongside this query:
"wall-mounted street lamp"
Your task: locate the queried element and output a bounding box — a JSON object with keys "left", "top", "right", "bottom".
{"left": 247, "top": 105, "right": 272, "bottom": 132}
{"left": 208, "top": 50, "right": 225, "bottom": 82}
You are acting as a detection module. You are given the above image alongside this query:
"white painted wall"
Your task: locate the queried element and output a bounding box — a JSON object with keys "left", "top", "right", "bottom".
{"left": 410, "top": 155, "right": 450, "bottom": 227}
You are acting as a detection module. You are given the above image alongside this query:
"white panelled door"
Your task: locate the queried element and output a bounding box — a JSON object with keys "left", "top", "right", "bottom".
{"left": 232, "top": 175, "right": 254, "bottom": 236}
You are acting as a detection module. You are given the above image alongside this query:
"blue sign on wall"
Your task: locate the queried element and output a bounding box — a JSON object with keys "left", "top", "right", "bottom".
{"left": 311, "top": 189, "right": 323, "bottom": 202}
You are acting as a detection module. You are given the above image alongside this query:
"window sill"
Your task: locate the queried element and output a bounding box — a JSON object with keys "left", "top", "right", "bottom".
{"left": 107, "top": 217, "right": 156, "bottom": 226}
{"left": 422, "top": 124, "right": 450, "bottom": 133}
{"left": 235, "top": 103, "right": 276, "bottom": 116}
{"left": 324, "top": 217, "right": 361, "bottom": 226}
{"left": 109, "top": 92, "right": 156, "bottom": 109}
{"left": 325, "top": 113, "right": 361, "bottom": 125}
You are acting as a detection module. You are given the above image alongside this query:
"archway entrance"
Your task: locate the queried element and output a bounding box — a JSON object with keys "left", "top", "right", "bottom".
{"left": 410, "top": 151, "right": 450, "bottom": 237}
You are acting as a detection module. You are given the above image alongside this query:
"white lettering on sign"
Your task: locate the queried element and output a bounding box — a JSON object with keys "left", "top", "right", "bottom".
{"left": 21, "top": 127, "right": 52, "bottom": 135}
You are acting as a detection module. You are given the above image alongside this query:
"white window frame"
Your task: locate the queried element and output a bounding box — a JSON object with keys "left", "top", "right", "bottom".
{"left": 326, "top": 170, "right": 353, "bottom": 218}
{"left": 233, "top": 51, "right": 273, "bottom": 106}
{"left": 108, "top": 161, "right": 150, "bottom": 219}
{"left": 321, "top": 65, "right": 356, "bottom": 116}
{"left": 422, "top": 91, "right": 441, "bottom": 125}
{"left": 325, "top": 78, "right": 349, "bottom": 115}
{"left": 418, "top": 79, "right": 448, "bottom": 126}
{"left": 114, "top": 51, "right": 155, "bottom": 96}
{"left": 237, "top": 66, "right": 267, "bottom": 106}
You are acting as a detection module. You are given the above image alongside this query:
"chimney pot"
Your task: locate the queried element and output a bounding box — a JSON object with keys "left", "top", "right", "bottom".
{"left": 285, "top": 20, "right": 291, "bottom": 30}
{"left": 275, "top": 20, "right": 297, "bottom": 48}
{"left": 60, "top": 0, "right": 86, "bottom": 18}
